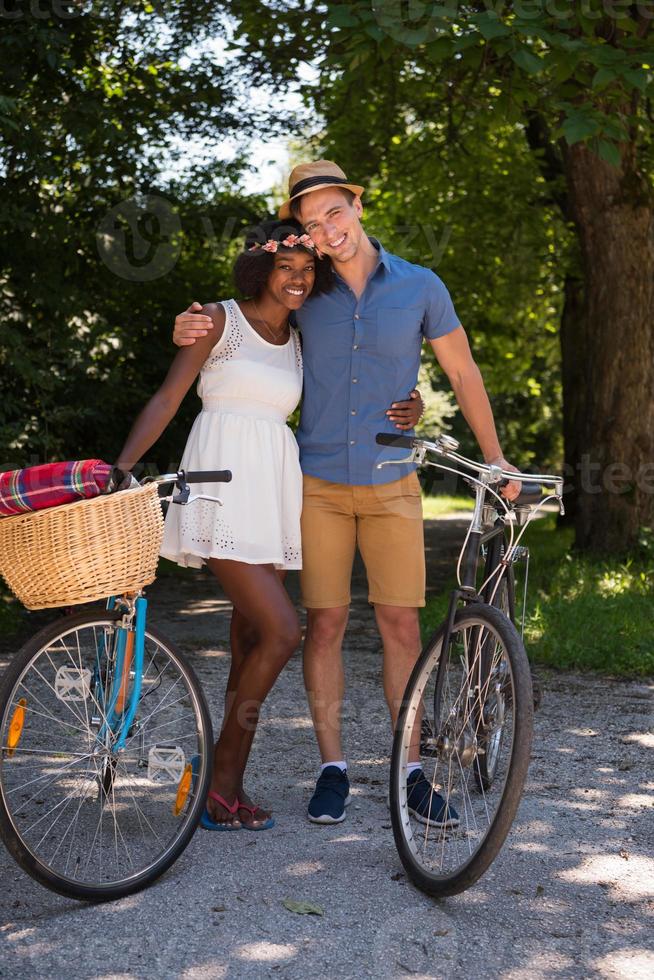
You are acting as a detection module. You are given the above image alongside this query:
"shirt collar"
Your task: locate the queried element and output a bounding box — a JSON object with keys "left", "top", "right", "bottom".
{"left": 333, "top": 236, "right": 391, "bottom": 290}
{"left": 369, "top": 237, "right": 391, "bottom": 271}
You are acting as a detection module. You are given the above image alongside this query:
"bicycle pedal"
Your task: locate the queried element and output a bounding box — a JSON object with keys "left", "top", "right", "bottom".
{"left": 147, "top": 744, "right": 186, "bottom": 784}
{"left": 54, "top": 666, "right": 92, "bottom": 702}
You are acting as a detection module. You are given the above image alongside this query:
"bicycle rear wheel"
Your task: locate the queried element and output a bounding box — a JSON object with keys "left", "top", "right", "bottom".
{"left": 0, "top": 610, "right": 213, "bottom": 901}
{"left": 390, "top": 603, "right": 533, "bottom": 897}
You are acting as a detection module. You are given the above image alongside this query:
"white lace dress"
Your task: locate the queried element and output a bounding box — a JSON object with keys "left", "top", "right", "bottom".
{"left": 160, "top": 299, "right": 303, "bottom": 570}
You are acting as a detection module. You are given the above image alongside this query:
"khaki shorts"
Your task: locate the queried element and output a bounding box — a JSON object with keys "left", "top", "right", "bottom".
{"left": 300, "top": 472, "right": 426, "bottom": 609}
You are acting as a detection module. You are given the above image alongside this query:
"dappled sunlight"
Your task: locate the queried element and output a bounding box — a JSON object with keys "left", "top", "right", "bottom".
{"left": 593, "top": 948, "right": 654, "bottom": 979}
{"left": 180, "top": 964, "right": 227, "bottom": 979}
{"left": 622, "top": 731, "right": 654, "bottom": 749}
{"left": 259, "top": 716, "right": 313, "bottom": 730}
{"left": 3, "top": 927, "right": 36, "bottom": 942}
{"left": 195, "top": 648, "right": 229, "bottom": 659}
{"left": 286, "top": 860, "right": 324, "bottom": 876}
{"left": 617, "top": 792, "right": 653, "bottom": 810}
{"left": 514, "top": 819, "right": 555, "bottom": 837}
{"left": 510, "top": 841, "right": 549, "bottom": 854}
{"left": 504, "top": 952, "right": 576, "bottom": 978}
{"left": 572, "top": 787, "right": 603, "bottom": 799}
{"left": 326, "top": 833, "right": 368, "bottom": 844}
{"left": 101, "top": 892, "right": 143, "bottom": 913}
{"left": 559, "top": 854, "right": 654, "bottom": 902}
{"left": 234, "top": 942, "right": 298, "bottom": 963}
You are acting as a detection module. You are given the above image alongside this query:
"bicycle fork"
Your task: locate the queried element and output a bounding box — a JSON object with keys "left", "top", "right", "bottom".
{"left": 97, "top": 595, "right": 147, "bottom": 751}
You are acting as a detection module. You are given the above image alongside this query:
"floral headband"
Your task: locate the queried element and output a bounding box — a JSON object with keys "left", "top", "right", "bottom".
{"left": 248, "top": 233, "right": 317, "bottom": 254}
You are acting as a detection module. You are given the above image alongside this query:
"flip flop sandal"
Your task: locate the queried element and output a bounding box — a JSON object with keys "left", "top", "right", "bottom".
{"left": 238, "top": 801, "right": 275, "bottom": 832}
{"left": 201, "top": 788, "right": 243, "bottom": 832}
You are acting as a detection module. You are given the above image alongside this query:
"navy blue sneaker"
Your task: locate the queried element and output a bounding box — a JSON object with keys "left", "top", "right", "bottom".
{"left": 307, "top": 766, "right": 352, "bottom": 824}
{"left": 407, "top": 769, "right": 460, "bottom": 828}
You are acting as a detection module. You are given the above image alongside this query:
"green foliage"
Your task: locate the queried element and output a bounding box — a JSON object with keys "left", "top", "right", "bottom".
{"left": 0, "top": 5, "right": 260, "bottom": 471}
{"left": 421, "top": 493, "right": 474, "bottom": 519}
{"left": 421, "top": 515, "right": 654, "bottom": 676}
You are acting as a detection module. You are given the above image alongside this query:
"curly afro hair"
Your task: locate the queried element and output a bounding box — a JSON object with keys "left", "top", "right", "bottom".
{"left": 233, "top": 218, "right": 334, "bottom": 298}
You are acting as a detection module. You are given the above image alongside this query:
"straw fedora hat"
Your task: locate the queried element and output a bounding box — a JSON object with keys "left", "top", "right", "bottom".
{"left": 278, "top": 160, "right": 365, "bottom": 220}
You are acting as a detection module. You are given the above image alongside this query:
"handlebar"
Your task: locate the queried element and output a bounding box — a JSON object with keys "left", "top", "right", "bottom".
{"left": 151, "top": 469, "right": 232, "bottom": 487}
{"left": 375, "top": 433, "right": 416, "bottom": 450}
{"left": 375, "top": 432, "right": 563, "bottom": 498}
{"left": 180, "top": 470, "right": 232, "bottom": 485}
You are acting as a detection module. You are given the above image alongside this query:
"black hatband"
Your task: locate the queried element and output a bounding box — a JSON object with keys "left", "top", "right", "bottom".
{"left": 289, "top": 175, "right": 351, "bottom": 198}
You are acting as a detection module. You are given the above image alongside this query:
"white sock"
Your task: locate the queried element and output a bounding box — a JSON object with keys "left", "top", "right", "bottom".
{"left": 406, "top": 762, "right": 422, "bottom": 777}
{"left": 321, "top": 760, "right": 347, "bottom": 773}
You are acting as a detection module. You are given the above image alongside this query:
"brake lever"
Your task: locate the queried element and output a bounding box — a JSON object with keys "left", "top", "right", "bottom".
{"left": 376, "top": 446, "right": 425, "bottom": 470}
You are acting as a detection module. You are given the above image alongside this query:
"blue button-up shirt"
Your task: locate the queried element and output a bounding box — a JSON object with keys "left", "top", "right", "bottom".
{"left": 295, "top": 240, "right": 461, "bottom": 485}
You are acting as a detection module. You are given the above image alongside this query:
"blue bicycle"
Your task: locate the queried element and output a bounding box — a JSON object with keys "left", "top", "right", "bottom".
{"left": 0, "top": 469, "right": 230, "bottom": 902}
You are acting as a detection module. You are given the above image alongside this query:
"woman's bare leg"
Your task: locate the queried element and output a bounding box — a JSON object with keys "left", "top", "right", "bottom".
{"left": 227, "top": 573, "right": 287, "bottom": 823}
{"left": 205, "top": 560, "right": 299, "bottom": 827}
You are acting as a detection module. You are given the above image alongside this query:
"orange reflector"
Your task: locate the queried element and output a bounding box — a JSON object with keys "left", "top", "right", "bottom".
{"left": 173, "top": 763, "right": 193, "bottom": 816}
{"left": 7, "top": 698, "right": 27, "bottom": 757}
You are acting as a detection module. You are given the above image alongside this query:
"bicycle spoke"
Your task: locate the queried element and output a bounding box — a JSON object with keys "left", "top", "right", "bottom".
{"left": 391, "top": 607, "right": 530, "bottom": 894}
{"left": 0, "top": 616, "right": 210, "bottom": 897}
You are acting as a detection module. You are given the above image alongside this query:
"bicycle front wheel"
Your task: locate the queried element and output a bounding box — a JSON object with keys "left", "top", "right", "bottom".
{"left": 390, "top": 603, "right": 533, "bottom": 897}
{"left": 475, "top": 563, "right": 515, "bottom": 790}
{"left": 0, "top": 610, "right": 213, "bottom": 902}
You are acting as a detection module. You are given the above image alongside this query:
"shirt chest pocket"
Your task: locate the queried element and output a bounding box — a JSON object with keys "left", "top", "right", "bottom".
{"left": 376, "top": 307, "right": 423, "bottom": 354}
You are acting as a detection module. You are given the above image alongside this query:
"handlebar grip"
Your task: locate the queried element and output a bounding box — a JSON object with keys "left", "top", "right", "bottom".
{"left": 376, "top": 433, "right": 416, "bottom": 450}
{"left": 513, "top": 481, "right": 546, "bottom": 506}
{"left": 498, "top": 478, "right": 546, "bottom": 505}
{"left": 184, "top": 470, "right": 232, "bottom": 484}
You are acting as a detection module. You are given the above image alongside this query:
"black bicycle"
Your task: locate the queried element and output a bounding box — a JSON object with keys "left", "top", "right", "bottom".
{"left": 376, "top": 433, "right": 563, "bottom": 897}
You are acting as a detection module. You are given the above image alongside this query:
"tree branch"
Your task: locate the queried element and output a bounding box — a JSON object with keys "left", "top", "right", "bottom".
{"left": 523, "top": 109, "right": 570, "bottom": 220}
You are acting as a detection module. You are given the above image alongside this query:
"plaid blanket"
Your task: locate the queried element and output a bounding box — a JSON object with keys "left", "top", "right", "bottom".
{"left": 0, "top": 460, "right": 113, "bottom": 518}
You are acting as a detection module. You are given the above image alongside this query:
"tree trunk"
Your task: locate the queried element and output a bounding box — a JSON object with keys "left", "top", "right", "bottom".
{"left": 558, "top": 272, "right": 585, "bottom": 528}
{"left": 563, "top": 142, "right": 654, "bottom": 553}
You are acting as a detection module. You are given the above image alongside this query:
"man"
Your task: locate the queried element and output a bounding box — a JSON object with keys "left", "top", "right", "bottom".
{"left": 173, "top": 161, "right": 520, "bottom": 828}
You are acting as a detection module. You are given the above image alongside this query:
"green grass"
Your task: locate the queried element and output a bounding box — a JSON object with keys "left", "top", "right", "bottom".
{"left": 422, "top": 494, "right": 474, "bottom": 519}
{"left": 420, "top": 516, "right": 654, "bottom": 678}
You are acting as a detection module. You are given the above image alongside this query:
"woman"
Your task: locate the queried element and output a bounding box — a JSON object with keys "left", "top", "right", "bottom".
{"left": 117, "top": 218, "right": 420, "bottom": 831}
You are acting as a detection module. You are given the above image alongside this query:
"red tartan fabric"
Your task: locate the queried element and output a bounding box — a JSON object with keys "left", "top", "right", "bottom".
{"left": 0, "top": 460, "right": 113, "bottom": 517}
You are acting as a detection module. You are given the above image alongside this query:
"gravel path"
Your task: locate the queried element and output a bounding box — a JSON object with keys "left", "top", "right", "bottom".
{"left": 0, "top": 517, "right": 652, "bottom": 979}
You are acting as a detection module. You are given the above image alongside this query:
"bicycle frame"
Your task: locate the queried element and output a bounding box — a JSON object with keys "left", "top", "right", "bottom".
{"left": 95, "top": 594, "right": 147, "bottom": 751}
{"left": 376, "top": 432, "right": 563, "bottom": 716}
{"left": 89, "top": 467, "right": 231, "bottom": 752}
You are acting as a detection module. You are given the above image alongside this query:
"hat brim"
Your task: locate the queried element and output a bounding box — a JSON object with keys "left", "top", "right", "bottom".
{"left": 278, "top": 181, "right": 365, "bottom": 220}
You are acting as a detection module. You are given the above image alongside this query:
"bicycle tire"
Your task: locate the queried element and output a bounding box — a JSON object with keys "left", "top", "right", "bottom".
{"left": 390, "top": 603, "right": 533, "bottom": 897}
{"left": 0, "top": 609, "right": 213, "bottom": 902}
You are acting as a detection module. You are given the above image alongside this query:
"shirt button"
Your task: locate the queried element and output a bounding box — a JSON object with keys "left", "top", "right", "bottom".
{"left": 354, "top": 314, "right": 360, "bottom": 320}
{"left": 352, "top": 378, "right": 358, "bottom": 383}
{"left": 353, "top": 344, "right": 359, "bottom": 350}
{"left": 351, "top": 410, "right": 356, "bottom": 415}
{"left": 350, "top": 440, "right": 355, "bottom": 445}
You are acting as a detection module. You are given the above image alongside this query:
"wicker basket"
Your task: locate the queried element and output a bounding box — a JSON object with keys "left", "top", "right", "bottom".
{"left": 0, "top": 483, "right": 164, "bottom": 610}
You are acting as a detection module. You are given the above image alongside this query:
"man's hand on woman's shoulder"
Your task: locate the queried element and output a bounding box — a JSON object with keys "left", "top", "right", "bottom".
{"left": 173, "top": 301, "right": 213, "bottom": 347}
